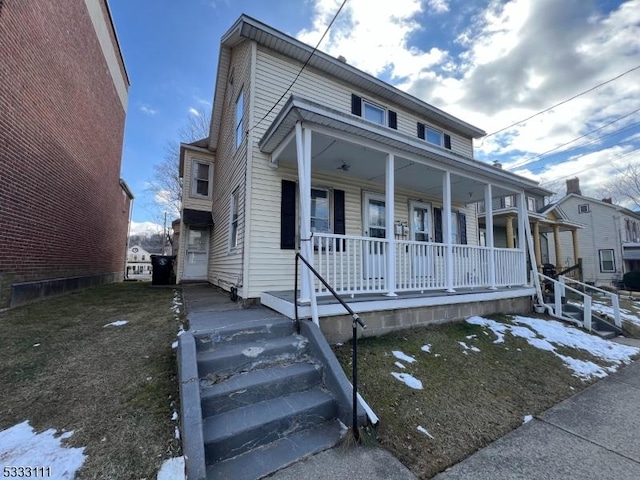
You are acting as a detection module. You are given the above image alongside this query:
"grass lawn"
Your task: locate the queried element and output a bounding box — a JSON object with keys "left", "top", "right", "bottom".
{"left": 333, "top": 313, "right": 638, "bottom": 479}
{"left": 0, "top": 282, "right": 183, "bottom": 479}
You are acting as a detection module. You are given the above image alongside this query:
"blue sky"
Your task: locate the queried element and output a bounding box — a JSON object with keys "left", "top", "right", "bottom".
{"left": 109, "top": 0, "right": 640, "bottom": 234}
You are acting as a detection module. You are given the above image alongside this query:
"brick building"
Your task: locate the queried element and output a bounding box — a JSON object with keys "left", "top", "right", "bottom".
{"left": 0, "top": 0, "right": 132, "bottom": 307}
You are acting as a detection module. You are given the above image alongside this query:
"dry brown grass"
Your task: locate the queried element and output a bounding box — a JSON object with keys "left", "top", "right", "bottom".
{"left": 333, "top": 315, "right": 612, "bottom": 479}
{"left": 0, "top": 282, "right": 183, "bottom": 479}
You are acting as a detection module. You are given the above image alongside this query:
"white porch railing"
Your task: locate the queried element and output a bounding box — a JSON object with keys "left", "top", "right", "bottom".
{"left": 538, "top": 273, "right": 593, "bottom": 331}
{"left": 559, "top": 276, "right": 621, "bottom": 328}
{"left": 311, "top": 233, "right": 527, "bottom": 295}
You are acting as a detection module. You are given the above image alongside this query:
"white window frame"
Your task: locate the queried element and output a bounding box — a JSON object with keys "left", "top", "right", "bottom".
{"left": 425, "top": 126, "right": 443, "bottom": 146}
{"left": 310, "top": 187, "right": 331, "bottom": 234}
{"left": 578, "top": 204, "right": 589, "bottom": 214}
{"left": 191, "top": 160, "right": 212, "bottom": 198}
{"left": 599, "top": 249, "right": 615, "bottom": 273}
{"left": 235, "top": 89, "right": 244, "bottom": 150}
{"left": 229, "top": 188, "right": 240, "bottom": 250}
{"left": 503, "top": 195, "right": 515, "bottom": 208}
{"left": 409, "top": 200, "right": 432, "bottom": 242}
{"left": 362, "top": 99, "right": 387, "bottom": 126}
{"left": 527, "top": 197, "right": 537, "bottom": 212}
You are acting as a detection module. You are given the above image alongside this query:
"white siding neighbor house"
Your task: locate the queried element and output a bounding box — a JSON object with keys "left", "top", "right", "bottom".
{"left": 126, "top": 245, "right": 153, "bottom": 278}
{"left": 176, "top": 15, "right": 552, "bottom": 340}
{"left": 543, "top": 178, "right": 640, "bottom": 287}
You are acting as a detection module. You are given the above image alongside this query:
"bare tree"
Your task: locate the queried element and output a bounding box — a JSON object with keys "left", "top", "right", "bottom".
{"left": 147, "top": 107, "right": 211, "bottom": 221}
{"left": 606, "top": 162, "right": 640, "bottom": 210}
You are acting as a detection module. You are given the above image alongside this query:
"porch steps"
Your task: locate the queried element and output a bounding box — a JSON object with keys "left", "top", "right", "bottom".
{"left": 561, "top": 303, "right": 621, "bottom": 339}
{"left": 195, "top": 318, "right": 345, "bottom": 479}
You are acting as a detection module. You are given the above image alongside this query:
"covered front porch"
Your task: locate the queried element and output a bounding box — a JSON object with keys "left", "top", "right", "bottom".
{"left": 259, "top": 96, "right": 548, "bottom": 323}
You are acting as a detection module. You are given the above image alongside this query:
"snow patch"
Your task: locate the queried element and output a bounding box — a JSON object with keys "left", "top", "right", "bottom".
{"left": 523, "top": 415, "right": 533, "bottom": 424}
{"left": 394, "top": 362, "right": 406, "bottom": 369}
{"left": 391, "top": 372, "right": 423, "bottom": 390}
{"left": 417, "top": 425, "right": 434, "bottom": 439}
{"left": 0, "top": 421, "right": 85, "bottom": 479}
{"left": 392, "top": 350, "right": 417, "bottom": 363}
{"left": 421, "top": 344, "right": 432, "bottom": 353}
{"left": 458, "top": 341, "right": 480, "bottom": 353}
{"left": 103, "top": 320, "right": 128, "bottom": 327}
{"left": 157, "top": 456, "right": 185, "bottom": 480}
{"left": 242, "top": 347, "right": 264, "bottom": 357}
{"left": 171, "top": 341, "right": 178, "bottom": 349}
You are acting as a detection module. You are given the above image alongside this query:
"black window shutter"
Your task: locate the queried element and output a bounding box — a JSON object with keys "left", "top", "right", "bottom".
{"left": 417, "top": 122, "right": 425, "bottom": 140}
{"left": 444, "top": 134, "right": 452, "bottom": 150}
{"left": 280, "top": 180, "right": 296, "bottom": 250}
{"left": 388, "top": 110, "right": 397, "bottom": 129}
{"left": 434, "top": 207, "right": 442, "bottom": 243}
{"left": 351, "top": 94, "right": 362, "bottom": 116}
{"left": 333, "top": 189, "right": 345, "bottom": 251}
{"left": 458, "top": 212, "right": 467, "bottom": 244}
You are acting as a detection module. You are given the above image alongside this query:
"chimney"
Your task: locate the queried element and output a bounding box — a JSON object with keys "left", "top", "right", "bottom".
{"left": 337, "top": 55, "right": 347, "bottom": 63}
{"left": 492, "top": 160, "right": 502, "bottom": 169}
{"left": 566, "top": 177, "right": 581, "bottom": 195}
{"left": 602, "top": 198, "right": 612, "bottom": 204}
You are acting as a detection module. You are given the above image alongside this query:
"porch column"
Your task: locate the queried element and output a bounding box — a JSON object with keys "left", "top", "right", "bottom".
{"left": 517, "top": 191, "right": 528, "bottom": 285}
{"left": 553, "top": 225, "right": 562, "bottom": 270}
{"left": 484, "top": 183, "right": 496, "bottom": 289}
{"left": 533, "top": 222, "right": 542, "bottom": 271}
{"left": 443, "top": 171, "right": 455, "bottom": 292}
{"left": 506, "top": 217, "right": 514, "bottom": 248}
{"left": 295, "top": 122, "right": 313, "bottom": 304}
{"left": 385, "top": 153, "right": 397, "bottom": 296}
{"left": 571, "top": 229, "right": 580, "bottom": 263}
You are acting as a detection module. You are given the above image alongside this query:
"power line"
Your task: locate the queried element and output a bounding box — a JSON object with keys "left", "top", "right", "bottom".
{"left": 250, "top": 0, "right": 349, "bottom": 134}
{"left": 505, "top": 107, "right": 640, "bottom": 171}
{"left": 480, "top": 64, "right": 640, "bottom": 140}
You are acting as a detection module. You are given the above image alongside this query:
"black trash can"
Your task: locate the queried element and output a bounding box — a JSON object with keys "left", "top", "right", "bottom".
{"left": 150, "top": 255, "right": 176, "bottom": 285}
{"left": 542, "top": 263, "right": 557, "bottom": 278}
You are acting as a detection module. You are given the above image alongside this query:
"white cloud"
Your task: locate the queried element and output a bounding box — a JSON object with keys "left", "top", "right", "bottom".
{"left": 188, "top": 107, "right": 201, "bottom": 116}
{"left": 140, "top": 104, "right": 157, "bottom": 115}
{"left": 129, "top": 221, "right": 163, "bottom": 236}
{"left": 427, "top": 0, "right": 449, "bottom": 14}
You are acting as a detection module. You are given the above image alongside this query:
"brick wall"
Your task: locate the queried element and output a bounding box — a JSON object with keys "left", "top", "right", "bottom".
{"left": 0, "top": 0, "right": 130, "bottom": 307}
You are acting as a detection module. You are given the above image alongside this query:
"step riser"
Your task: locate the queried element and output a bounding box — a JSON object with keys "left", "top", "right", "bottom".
{"left": 195, "top": 322, "right": 295, "bottom": 352}
{"left": 204, "top": 399, "right": 337, "bottom": 464}
{"left": 201, "top": 368, "right": 322, "bottom": 417}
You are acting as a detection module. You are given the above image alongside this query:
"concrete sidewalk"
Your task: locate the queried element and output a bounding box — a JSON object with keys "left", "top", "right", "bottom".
{"left": 436, "top": 354, "right": 640, "bottom": 480}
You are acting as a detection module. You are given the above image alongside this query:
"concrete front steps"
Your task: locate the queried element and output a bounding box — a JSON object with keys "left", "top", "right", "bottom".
{"left": 185, "top": 315, "right": 350, "bottom": 480}
{"left": 562, "top": 303, "right": 622, "bottom": 339}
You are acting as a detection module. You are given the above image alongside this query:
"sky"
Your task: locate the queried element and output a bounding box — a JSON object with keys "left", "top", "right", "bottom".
{"left": 108, "top": 0, "right": 640, "bottom": 236}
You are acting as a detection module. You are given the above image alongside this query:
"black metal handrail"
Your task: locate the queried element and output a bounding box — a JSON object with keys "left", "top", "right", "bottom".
{"left": 294, "top": 252, "right": 366, "bottom": 441}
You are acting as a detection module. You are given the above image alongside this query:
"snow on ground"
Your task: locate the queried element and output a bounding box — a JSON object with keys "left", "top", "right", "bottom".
{"left": 458, "top": 341, "right": 481, "bottom": 354}
{"left": 0, "top": 421, "right": 85, "bottom": 479}
{"left": 392, "top": 350, "right": 417, "bottom": 363}
{"left": 523, "top": 415, "right": 533, "bottom": 424}
{"left": 591, "top": 302, "right": 640, "bottom": 326}
{"left": 157, "top": 456, "right": 185, "bottom": 480}
{"left": 391, "top": 372, "right": 423, "bottom": 389}
{"left": 417, "top": 425, "right": 434, "bottom": 439}
{"left": 395, "top": 362, "right": 406, "bottom": 369}
{"left": 103, "top": 320, "right": 128, "bottom": 327}
{"left": 421, "top": 344, "right": 431, "bottom": 353}
{"left": 467, "top": 315, "right": 639, "bottom": 380}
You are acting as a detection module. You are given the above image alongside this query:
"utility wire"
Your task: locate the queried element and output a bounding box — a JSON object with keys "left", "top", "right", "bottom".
{"left": 480, "top": 64, "right": 640, "bottom": 141}
{"left": 505, "top": 107, "right": 640, "bottom": 171}
{"left": 249, "top": 0, "right": 348, "bottom": 134}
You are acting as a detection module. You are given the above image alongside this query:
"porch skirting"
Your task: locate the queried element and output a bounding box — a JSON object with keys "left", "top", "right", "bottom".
{"left": 261, "top": 287, "right": 534, "bottom": 343}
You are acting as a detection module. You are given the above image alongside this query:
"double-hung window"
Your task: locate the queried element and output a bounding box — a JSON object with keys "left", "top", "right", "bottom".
{"left": 229, "top": 188, "right": 240, "bottom": 249}
{"left": 362, "top": 100, "right": 386, "bottom": 126}
{"left": 310, "top": 188, "right": 330, "bottom": 233}
{"left": 235, "top": 90, "right": 244, "bottom": 149}
{"left": 527, "top": 197, "right": 537, "bottom": 212}
{"left": 599, "top": 249, "right": 615, "bottom": 273}
{"left": 426, "top": 127, "right": 443, "bottom": 146}
{"left": 192, "top": 161, "right": 211, "bottom": 197}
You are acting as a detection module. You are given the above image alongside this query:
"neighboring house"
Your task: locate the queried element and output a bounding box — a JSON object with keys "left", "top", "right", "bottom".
{"left": 0, "top": 0, "right": 132, "bottom": 307}
{"left": 126, "top": 246, "right": 154, "bottom": 277}
{"left": 176, "top": 15, "right": 551, "bottom": 339}
{"left": 542, "top": 178, "right": 640, "bottom": 286}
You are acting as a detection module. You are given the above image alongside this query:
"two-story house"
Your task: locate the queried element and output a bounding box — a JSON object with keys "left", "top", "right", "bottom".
{"left": 176, "top": 15, "right": 552, "bottom": 339}
{"left": 126, "top": 246, "right": 153, "bottom": 277}
{"left": 543, "top": 178, "right": 640, "bottom": 286}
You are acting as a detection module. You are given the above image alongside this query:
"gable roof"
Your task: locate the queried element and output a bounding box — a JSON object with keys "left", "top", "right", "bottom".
{"left": 208, "top": 14, "right": 486, "bottom": 151}
{"left": 547, "top": 193, "right": 640, "bottom": 220}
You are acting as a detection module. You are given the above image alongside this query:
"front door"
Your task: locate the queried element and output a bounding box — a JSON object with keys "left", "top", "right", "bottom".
{"left": 410, "top": 201, "right": 433, "bottom": 280}
{"left": 183, "top": 227, "right": 209, "bottom": 279}
{"left": 363, "top": 192, "right": 386, "bottom": 280}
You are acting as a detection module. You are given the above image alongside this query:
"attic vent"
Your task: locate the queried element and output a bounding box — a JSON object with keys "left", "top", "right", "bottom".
{"left": 337, "top": 55, "right": 347, "bottom": 63}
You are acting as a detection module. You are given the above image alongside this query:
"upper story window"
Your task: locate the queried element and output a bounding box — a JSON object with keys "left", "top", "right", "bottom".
{"left": 426, "top": 127, "right": 443, "bottom": 146}
{"left": 351, "top": 94, "right": 397, "bottom": 129}
{"left": 192, "top": 161, "right": 212, "bottom": 197}
{"left": 417, "top": 122, "right": 452, "bottom": 149}
{"left": 235, "top": 90, "right": 244, "bottom": 149}
{"left": 502, "top": 195, "right": 515, "bottom": 208}
{"left": 229, "top": 188, "right": 240, "bottom": 249}
{"left": 527, "top": 197, "right": 537, "bottom": 212}
{"left": 578, "top": 204, "right": 589, "bottom": 214}
{"left": 142, "top": 255, "right": 146, "bottom": 261}
{"left": 311, "top": 188, "right": 330, "bottom": 233}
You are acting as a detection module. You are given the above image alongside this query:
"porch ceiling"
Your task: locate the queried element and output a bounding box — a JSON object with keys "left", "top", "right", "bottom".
{"left": 260, "top": 96, "right": 551, "bottom": 203}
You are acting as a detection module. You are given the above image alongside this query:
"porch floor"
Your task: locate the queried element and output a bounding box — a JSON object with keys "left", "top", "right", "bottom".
{"left": 261, "top": 286, "right": 535, "bottom": 320}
